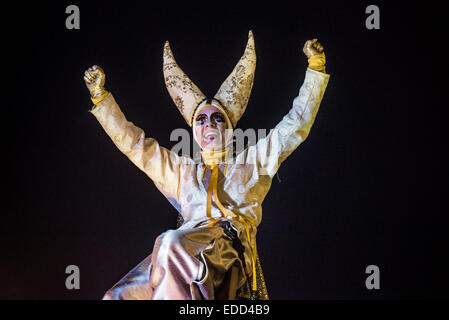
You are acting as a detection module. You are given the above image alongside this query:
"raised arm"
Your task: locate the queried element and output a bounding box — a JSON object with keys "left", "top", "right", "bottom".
{"left": 84, "top": 66, "right": 183, "bottom": 204}
{"left": 252, "top": 39, "right": 330, "bottom": 177}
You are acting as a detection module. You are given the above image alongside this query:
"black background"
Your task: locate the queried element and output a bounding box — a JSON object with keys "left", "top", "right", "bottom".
{"left": 2, "top": 1, "right": 447, "bottom": 300}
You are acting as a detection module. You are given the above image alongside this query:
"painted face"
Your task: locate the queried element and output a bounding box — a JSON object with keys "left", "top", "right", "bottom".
{"left": 194, "top": 105, "right": 228, "bottom": 150}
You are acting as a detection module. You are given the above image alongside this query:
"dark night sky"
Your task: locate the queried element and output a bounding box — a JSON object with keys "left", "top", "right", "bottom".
{"left": 2, "top": 1, "right": 447, "bottom": 299}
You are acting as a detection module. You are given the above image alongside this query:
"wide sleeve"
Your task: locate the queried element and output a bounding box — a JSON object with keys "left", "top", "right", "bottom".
{"left": 89, "top": 93, "right": 183, "bottom": 202}
{"left": 250, "top": 68, "right": 330, "bottom": 177}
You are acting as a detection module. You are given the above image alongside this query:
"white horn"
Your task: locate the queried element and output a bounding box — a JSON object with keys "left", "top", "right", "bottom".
{"left": 214, "top": 30, "right": 256, "bottom": 127}
{"left": 163, "top": 41, "right": 206, "bottom": 127}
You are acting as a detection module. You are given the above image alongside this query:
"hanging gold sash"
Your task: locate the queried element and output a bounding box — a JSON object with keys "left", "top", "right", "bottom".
{"left": 200, "top": 148, "right": 258, "bottom": 291}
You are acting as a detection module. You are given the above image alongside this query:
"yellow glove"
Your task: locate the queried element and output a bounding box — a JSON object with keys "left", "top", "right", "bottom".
{"left": 84, "top": 65, "right": 109, "bottom": 105}
{"left": 308, "top": 52, "right": 326, "bottom": 73}
{"left": 303, "top": 39, "right": 326, "bottom": 73}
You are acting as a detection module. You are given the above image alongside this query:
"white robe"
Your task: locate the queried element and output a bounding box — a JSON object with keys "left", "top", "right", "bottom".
{"left": 90, "top": 68, "right": 330, "bottom": 299}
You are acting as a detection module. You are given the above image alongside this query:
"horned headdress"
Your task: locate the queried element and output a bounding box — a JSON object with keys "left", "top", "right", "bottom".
{"left": 163, "top": 30, "right": 256, "bottom": 129}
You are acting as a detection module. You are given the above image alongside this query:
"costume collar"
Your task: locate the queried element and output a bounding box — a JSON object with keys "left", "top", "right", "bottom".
{"left": 200, "top": 147, "right": 230, "bottom": 167}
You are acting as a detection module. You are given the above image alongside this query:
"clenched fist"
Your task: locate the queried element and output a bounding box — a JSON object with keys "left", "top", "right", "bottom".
{"left": 303, "top": 39, "right": 324, "bottom": 58}
{"left": 84, "top": 65, "right": 106, "bottom": 99}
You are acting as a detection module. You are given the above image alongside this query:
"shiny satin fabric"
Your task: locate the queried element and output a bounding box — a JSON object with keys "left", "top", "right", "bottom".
{"left": 103, "top": 223, "right": 244, "bottom": 300}
{"left": 91, "top": 68, "right": 330, "bottom": 299}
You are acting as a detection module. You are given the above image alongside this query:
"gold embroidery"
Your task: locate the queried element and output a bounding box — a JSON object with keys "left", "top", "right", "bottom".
{"left": 214, "top": 31, "right": 256, "bottom": 128}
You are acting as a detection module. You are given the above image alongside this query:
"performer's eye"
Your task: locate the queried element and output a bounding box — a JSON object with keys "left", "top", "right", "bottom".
{"left": 212, "top": 114, "right": 224, "bottom": 123}
{"left": 196, "top": 115, "right": 206, "bottom": 125}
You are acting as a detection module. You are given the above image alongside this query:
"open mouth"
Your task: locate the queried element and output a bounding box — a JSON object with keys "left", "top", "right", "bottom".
{"left": 203, "top": 131, "right": 219, "bottom": 141}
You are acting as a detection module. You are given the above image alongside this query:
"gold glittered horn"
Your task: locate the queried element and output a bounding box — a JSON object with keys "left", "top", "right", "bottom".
{"left": 214, "top": 30, "right": 257, "bottom": 127}
{"left": 163, "top": 41, "right": 207, "bottom": 127}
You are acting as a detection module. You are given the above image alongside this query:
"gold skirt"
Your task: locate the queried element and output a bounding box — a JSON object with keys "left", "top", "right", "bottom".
{"left": 102, "top": 223, "right": 247, "bottom": 300}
